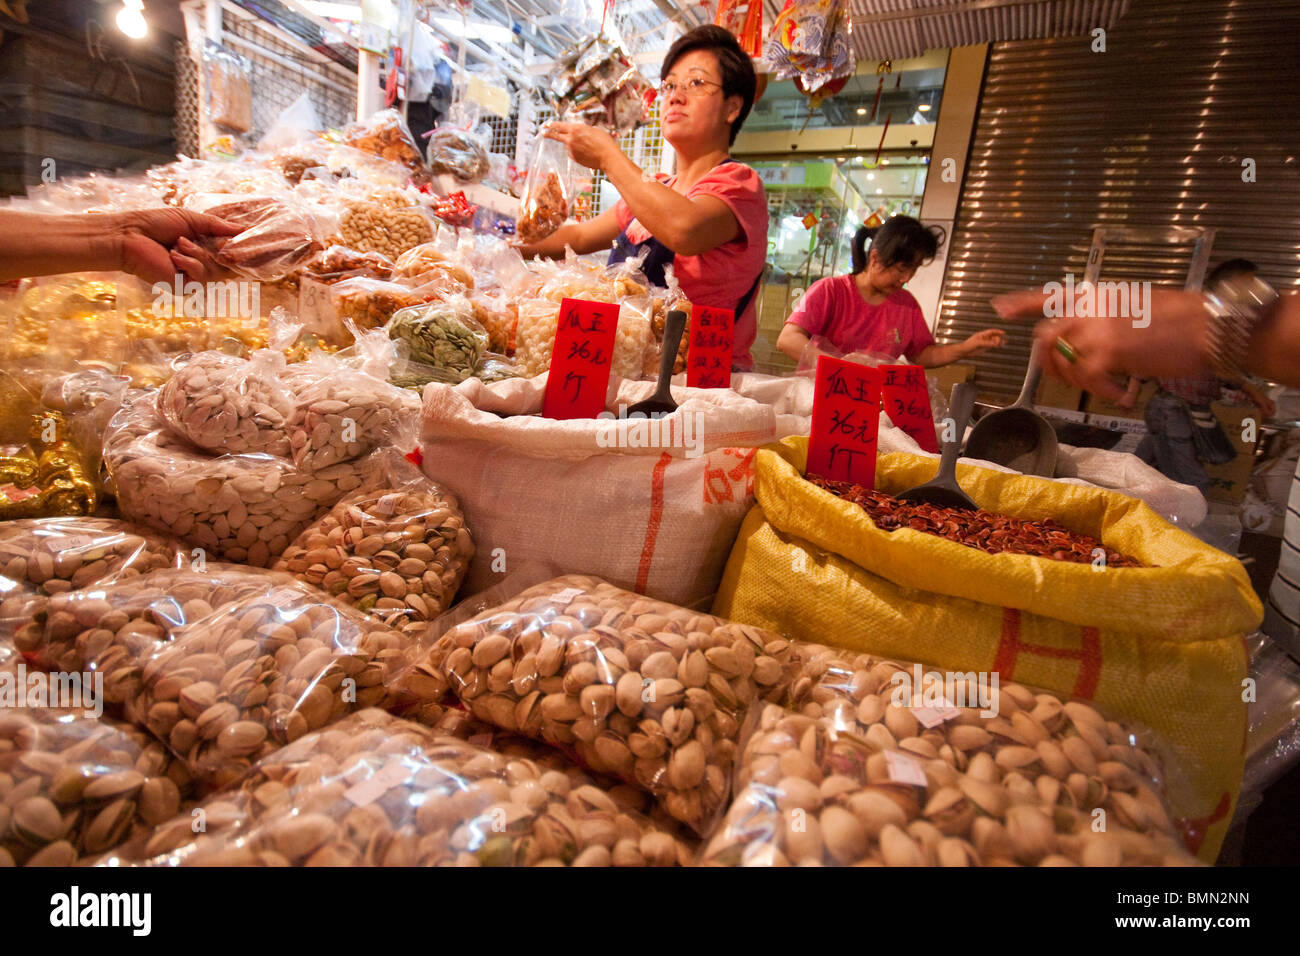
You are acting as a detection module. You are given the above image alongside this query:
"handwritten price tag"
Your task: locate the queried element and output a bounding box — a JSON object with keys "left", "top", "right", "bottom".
{"left": 542, "top": 297, "right": 620, "bottom": 420}
{"left": 297, "top": 278, "right": 332, "bottom": 335}
{"left": 881, "top": 364, "right": 939, "bottom": 454}
{"left": 806, "top": 355, "right": 882, "bottom": 488}
{"left": 686, "top": 304, "right": 735, "bottom": 389}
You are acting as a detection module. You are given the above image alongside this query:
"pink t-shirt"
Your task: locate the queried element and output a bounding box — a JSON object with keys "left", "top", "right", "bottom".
{"left": 787, "top": 275, "right": 935, "bottom": 361}
{"left": 615, "top": 162, "right": 768, "bottom": 371}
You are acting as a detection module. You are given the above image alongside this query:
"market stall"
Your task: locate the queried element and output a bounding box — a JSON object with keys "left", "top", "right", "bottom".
{"left": 0, "top": 0, "right": 1294, "bottom": 879}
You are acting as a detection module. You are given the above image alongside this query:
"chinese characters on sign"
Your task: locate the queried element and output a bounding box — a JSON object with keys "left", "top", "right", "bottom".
{"left": 687, "top": 304, "right": 735, "bottom": 389}
{"left": 880, "top": 364, "right": 939, "bottom": 454}
{"left": 807, "top": 355, "right": 882, "bottom": 487}
{"left": 542, "top": 297, "right": 620, "bottom": 420}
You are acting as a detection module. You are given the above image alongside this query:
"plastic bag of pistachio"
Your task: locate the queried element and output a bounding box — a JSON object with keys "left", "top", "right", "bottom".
{"left": 125, "top": 582, "right": 412, "bottom": 789}
{"left": 399, "top": 573, "right": 796, "bottom": 834}
{"left": 697, "top": 643, "right": 1203, "bottom": 867}
{"left": 104, "top": 394, "right": 365, "bottom": 567}
{"left": 0, "top": 517, "right": 185, "bottom": 652}
{"left": 20, "top": 564, "right": 297, "bottom": 707}
{"left": 273, "top": 450, "right": 474, "bottom": 635}
{"left": 0, "top": 699, "right": 195, "bottom": 867}
{"left": 95, "top": 708, "right": 696, "bottom": 866}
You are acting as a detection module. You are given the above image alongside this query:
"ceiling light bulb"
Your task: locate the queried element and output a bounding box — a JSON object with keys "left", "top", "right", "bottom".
{"left": 856, "top": 107, "right": 866, "bottom": 116}
{"left": 875, "top": 188, "right": 883, "bottom": 194}
{"left": 881, "top": 159, "right": 890, "bottom": 165}
{"left": 867, "top": 173, "right": 874, "bottom": 180}
{"left": 116, "top": 4, "right": 148, "bottom": 38}
{"left": 918, "top": 103, "right": 931, "bottom": 112}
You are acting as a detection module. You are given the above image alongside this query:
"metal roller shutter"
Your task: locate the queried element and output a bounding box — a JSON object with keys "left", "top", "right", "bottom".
{"left": 936, "top": 0, "right": 1300, "bottom": 401}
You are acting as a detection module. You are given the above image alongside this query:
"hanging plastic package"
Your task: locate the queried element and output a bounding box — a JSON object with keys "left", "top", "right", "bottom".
{"left": 204, "top": 42, "right": 253, "bottom": 134}
{"left": 516, "top": 132, "right": 572, "bottom": 243}
{"left": 761, "top": 0, "right": 856, "bottom": 93}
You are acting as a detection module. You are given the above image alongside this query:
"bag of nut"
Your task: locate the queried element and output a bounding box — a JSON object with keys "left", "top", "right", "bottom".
{"left": 126, "top": 581, "right": 412, "bottom": 788}
{"left": 21, "top": 564, "right": 298, "bottom": 707}
{"left": 189, "top": 194, "right": 327, "bottom": 282}
{"left": 698, "top": 644, "right": 1201, "bottom": 867}
{"left": 0, "top": 703, "right": 194, "bottom": 867}
{"left": 157, "top": 350, "right": 296, "bottom": 457}
{"left": 516, "top": 133, "right": 572, "bottom": 243}
{"left": 96, "top": 708, "right": 695, "bottom": 866}
{"left": 273, "top": 451, "right": 474, "bottom": 635}
{"left": 283, "top": 349, "right": 421, "bottom": 473}
{"left": 0, "top": 517, "right": 185, "bottom": 653}
{"left": 401, "top": 574, "right": 794, "bottom": 834}
{"left": 104, "top": 395, "right": 364, "bottom": 567}
{"left": 342, "top": 108, "right": 430, "bottom": 180}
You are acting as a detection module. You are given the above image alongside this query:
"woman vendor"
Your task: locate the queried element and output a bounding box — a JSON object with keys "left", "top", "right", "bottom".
{"left": 515, "top": 25, "right": 768, "bottom": 371}
{"left": 777, "top": 215, "right": 1005, "bottom": 367}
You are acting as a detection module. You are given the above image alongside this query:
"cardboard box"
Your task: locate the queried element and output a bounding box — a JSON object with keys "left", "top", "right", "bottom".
{"left": 926, "top": 363, "right": 974, "bottom": 400}
{"left": 1204, "top": 402, "right": 1263, "bottom": 505}
{"left": 1083, "top": 380, "right": 1160, "bottom": 421}
{"left": 1035, "top": 377, "right": 1084, "bottom": 413}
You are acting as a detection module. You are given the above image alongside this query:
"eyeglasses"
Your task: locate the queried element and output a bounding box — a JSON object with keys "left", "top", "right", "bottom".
{"left": 658, "top": 77, "right": 722, "bottom": 98}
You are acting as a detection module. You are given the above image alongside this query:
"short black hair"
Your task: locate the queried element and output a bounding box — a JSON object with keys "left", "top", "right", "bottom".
{"left": 851, "top": 215, "right": 944, "bottom": 274}
{"left": 661, "top": 25, "right": 756, "bottom": 146}
{"left": 1206, "top": 258, "right": 1257, "bottom": 291}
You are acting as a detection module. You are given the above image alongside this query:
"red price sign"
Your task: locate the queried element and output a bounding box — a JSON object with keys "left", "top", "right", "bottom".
{"left": 542, "top": 297, "right": 620, "bottom": 420}
{"left": 880, "top": 364, "right": 939, "bottom": 454}
{"left": 807, "top": 355, "right": 882, "bottom": 487}
{"left": 687, "top": 304, "right": 735, "bottom": 389}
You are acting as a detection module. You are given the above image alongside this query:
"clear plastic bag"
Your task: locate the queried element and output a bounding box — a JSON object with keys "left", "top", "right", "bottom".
{"left": 27, "top": 564, "right": 293, "bottom": 706}
{"left": 300, "top": 245, "right": 397, "bottom": 283}
{"left": 0, "top": 705, "right": 194, "bottom": 866}
{"left": 339, "top": 199, "right": 434, "bottom": 262}
{"left": 192, "top": 195, "right": 326, "bottom": 282}
{"left": 273, "top": 452, "right": 474, "bottom": 634}
{"left": 392, "top": 242, "right": 475, "bottom": 291}
{"left": 97, "top": 708, "right": 696, "bottom": 866}
{"left": 104, "top": 394, "right": 364, "bottom": 567}
{"left": 426, "top": 125, "right": 491, "bottom": 184}
{"left": 283, "top": 347, "right": 421, "bottom": 472}
{"left": 342, "top": 108, "right": 429, "bottom": 180}
{"left": 468, "top": 291, "right": 520, "bottom": 356}
{"left": 400, "top": 573, "right": 795, "bottom": 834}
{"left": 327, "top": 276, "right": 436, "bottom": 335}
{"left": 387, "top": 296, "right": 488, "bottom": 385}
{"left": 158, "top": 350, "right": 296, "bottom": 457}
{"left": 204, "top": 43, "right": 253, "bottom": 134}
{"left": 126, "top": 584, "right": 411, "bottom": 788}
{"left": 0, "top": 517, "right": 184, "bottom": 658}
{"left": 516, "top": 134, "right": 571, "bottom": 243}
{"left": 551, "top": 35, "right": 656, "bottom": 136}
{"left": 699, "top": 643, "right": 1201, "bottom": 867}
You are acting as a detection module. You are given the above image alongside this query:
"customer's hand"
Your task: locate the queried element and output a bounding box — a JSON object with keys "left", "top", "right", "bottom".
{"left": 111, "top": 208, "right": 243, "bottom": 283}
{"left": 992, "top": 287, "right": 1214, "bottom": 401}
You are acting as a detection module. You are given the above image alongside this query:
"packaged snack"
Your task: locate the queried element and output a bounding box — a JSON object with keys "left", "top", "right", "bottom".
{"left": 205, "top": 43, "right": 253, "bottom": 133}
{"left": 97, "top": 709, "right": 696, "bottom": 866}
{"left": 426, "top": 125, "right": 491, "bottom": 183}
{"left": 387, "top": 296, "right": 488, "bottom": 385}
{"left": 516, "top": 134, "right": 571, "bottom": 243}
{"left": 761, "top": 0, "right": 856, "bottom": 93}
{"left": 401, "top": 574, "right": 794, "bottom": 833}
{"left": 274, "top": 452, "right": 474, "bottom": 633}
{"left": 342, "top": 108, "right": 429, "bottom": 180}
{"left": 157, "top": 350, "right": 296, "bottom": 458}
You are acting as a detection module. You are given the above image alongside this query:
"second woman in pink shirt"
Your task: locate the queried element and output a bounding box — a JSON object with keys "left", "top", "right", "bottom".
{"left": 778, "top": 215, "right": 1005, "bottom": 367}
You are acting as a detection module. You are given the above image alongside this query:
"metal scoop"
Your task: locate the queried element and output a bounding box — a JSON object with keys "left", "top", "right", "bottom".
{"left": 963, "top": 344, "right": 1059, "bottom": 477}
{"left": 896, "top": 382, "right": 979, "bottom": 511}
{"left": 626, "top": 309, "right": 687, "bottom": 419}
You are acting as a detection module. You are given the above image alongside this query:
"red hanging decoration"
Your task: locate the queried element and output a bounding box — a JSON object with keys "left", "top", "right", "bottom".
{"left": 715, "top": 0, "right": 763, "bottom": 57}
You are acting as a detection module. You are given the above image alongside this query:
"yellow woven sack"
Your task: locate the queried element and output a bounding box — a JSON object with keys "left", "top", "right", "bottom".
{"left": 713, "top": 437, "right": 1263, "bottom": 862}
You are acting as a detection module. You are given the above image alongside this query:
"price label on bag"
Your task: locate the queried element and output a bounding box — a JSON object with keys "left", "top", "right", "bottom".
{"left": 686, "top": 304, "right": 735, "bottom": 389}
{"left": 806, "top": 355, "right": 882, "bottom": 488}
{"left": 542, "top": 297, "right": 620, "bottom": 420}
{"left": 880, "top": 364, "right": 939, "bottom": 454}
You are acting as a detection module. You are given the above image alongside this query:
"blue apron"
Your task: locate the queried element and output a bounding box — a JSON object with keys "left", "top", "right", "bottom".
{"left": 607, "top": 158, "right": 763, "bottom": 367}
